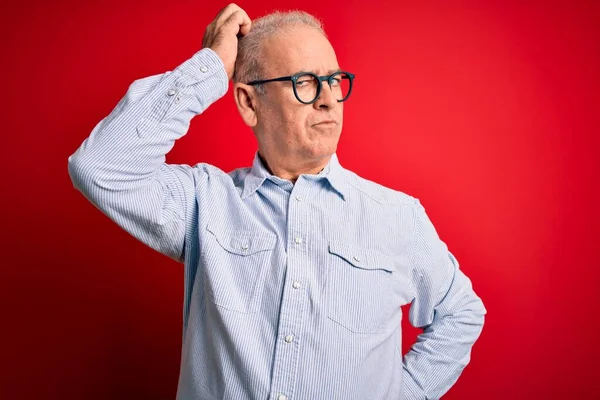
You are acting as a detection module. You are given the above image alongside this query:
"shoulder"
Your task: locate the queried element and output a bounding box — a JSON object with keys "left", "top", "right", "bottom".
{"left": 183, "top": 163, "right": 251, "bottom": 191}
{"left": 227, "top": 165, "right": 252, "bottom": 186}
{"left": 188, "top": 163, "right": 250, "bottom": 180}
{"left": 345, "top": 169, "right": 420, "bottom": 208}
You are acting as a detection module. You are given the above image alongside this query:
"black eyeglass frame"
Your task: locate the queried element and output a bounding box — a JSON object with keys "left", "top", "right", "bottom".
{"left": 247, "top": 71, "right": 355, "bottom": 105}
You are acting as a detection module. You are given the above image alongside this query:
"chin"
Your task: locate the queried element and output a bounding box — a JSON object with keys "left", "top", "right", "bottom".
{"left": 301, "top": 141, "right": 338, "bottom": 160}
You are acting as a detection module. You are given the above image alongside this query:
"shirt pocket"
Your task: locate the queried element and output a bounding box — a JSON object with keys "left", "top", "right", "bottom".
{"left": 203, "top": 223, "right": 277, "bottom": 313}
{"left": 327, "top": 240, "right": 394, "bottom": 334}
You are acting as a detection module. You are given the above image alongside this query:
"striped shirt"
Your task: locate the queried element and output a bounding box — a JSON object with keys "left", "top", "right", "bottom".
{"left": 68, "top": 48, "right": 486, "bottom": 400}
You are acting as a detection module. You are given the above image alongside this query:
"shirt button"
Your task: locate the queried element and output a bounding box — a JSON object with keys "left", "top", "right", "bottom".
{"left": 295, "top": 237, "right": 302, "bottom": 245}
{"left": 353, "top": 255, "right": 361, "bottom": 263}
{"left": 295, "top": 195, "right": 302, "bottom": 202}
{"left": 285, "top": 334, "right": 294, "bottom": 343}
{"left": 241, "top": 244, "right": 249, "bottom": 250}
{"left": 277, "top": 395, "right": 287, "bottom": 400}
{"left": 167, "top": 89, "right": 176, "bottom": 96}
{"left": 200, "top": 65, "right": 208, "bottom": 73}
{"left": 292, "top": 281, "right": 301, "bottom": 289}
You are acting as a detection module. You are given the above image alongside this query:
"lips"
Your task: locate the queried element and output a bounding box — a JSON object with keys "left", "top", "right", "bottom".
{"left": 314, "top": 120, "right": 337, "bottom": 125}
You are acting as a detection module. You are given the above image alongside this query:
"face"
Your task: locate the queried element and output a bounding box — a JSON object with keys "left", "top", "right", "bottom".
{"left": 252, "top": 25, "right": 344, "bottom": 166}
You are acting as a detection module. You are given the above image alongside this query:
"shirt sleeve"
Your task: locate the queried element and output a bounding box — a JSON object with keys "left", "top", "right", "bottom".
{"left": 402, "top": 198, "right": 487, "bottom": 399}
{"left": 67, "top": 48, "right": 228, "bottom": 262}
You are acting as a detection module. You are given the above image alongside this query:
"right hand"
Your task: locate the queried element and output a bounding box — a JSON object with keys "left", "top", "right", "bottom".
{"left": 201, "top": 4, "right": 252, "bottom": 80}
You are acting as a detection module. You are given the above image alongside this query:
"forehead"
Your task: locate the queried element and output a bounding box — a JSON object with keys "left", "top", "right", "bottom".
{"left": 261, "top": 25, "right": 339, "bottom": 76}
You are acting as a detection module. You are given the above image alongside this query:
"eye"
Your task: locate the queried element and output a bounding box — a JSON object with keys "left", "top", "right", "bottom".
{"left": 330, "top": 77, "right": 342, "bottom": 86}
{"left": 295, "top": 74, "right": 317, "bottom": 89}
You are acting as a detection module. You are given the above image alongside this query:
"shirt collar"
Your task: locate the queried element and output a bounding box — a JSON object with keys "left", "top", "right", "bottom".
{"left": 241, "top": 152, "right": 348, "bottom": 201}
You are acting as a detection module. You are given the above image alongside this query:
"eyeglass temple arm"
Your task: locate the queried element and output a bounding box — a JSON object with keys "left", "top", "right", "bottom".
{"left": 247, "top": 76, "right": 293, "bottom": 85}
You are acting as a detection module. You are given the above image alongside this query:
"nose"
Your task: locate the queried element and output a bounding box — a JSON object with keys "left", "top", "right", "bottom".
{"left": 313, "top": 81, "right": 338, "bottom": 110}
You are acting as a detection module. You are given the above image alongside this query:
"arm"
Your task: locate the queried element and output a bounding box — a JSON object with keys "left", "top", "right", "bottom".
{"left": 402, "top": 199, "right": 486, "bottom": 399}
{"left": 67, "top": 48, "right": 228, "bottom": 262}
{"left": 68, "top": 4, "right": 252, "bottom": 263}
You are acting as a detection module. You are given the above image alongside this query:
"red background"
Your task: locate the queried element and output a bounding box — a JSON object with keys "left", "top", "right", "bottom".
{"left": 2, "top": 0, "right": 599, "bottom": 398}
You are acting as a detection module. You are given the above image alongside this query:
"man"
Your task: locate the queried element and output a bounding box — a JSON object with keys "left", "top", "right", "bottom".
{"left": 68, "top": 4, "right": 486, "bottom": 399}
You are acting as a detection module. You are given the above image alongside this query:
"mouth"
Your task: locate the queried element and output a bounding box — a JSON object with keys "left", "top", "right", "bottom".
{"left": 313, "top": 120, "right": 338, "bottom": 126}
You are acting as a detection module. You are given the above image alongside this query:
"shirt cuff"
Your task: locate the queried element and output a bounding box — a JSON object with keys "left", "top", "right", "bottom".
{"left": 176, "top": 47, "right": 229, "bottom": 104}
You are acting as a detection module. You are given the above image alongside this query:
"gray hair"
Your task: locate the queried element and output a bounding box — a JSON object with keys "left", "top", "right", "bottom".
{"left": 233, "top": 10, "right": 326, "bottom": 94}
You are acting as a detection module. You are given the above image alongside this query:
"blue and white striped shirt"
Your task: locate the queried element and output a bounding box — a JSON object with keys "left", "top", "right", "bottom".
{"left": 68, "top": 48, "right": 485, "bottom": 400}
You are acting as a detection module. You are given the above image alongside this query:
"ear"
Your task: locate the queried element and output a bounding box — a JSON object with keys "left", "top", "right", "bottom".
{"left": 233, "top": 83, "right": 258, "bottom": 128}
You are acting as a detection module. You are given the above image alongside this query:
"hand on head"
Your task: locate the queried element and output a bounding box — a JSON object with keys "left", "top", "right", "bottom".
{"left": 202, "top": 3, "right": 252, "bottom": 80}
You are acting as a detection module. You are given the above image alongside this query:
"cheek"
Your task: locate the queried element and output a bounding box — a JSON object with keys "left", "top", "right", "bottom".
{"left": 263, "top": 97, "right": 303, "bottom": 127}
{"left": 280, "top": 108, "right": 310, "bottom": 132}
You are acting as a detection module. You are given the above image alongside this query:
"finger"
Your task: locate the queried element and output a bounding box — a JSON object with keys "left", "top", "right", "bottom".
{"left": 214, "top": 3, "right": 243, "bottom": 30}
{"left": 238, "top": 10, "right": 252, "bottom": 36}
{"left": 220, "top": 9, "right": 252, "bottom": 38}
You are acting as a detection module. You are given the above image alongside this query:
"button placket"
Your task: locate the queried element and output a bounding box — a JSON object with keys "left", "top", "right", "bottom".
{"left": 269, "top": 185, "right": 309, "bottom": 399}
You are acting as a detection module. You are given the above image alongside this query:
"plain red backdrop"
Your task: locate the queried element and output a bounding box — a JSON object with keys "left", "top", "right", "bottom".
{"left": 2, "top": 0, "right": 599, "bottom": 399}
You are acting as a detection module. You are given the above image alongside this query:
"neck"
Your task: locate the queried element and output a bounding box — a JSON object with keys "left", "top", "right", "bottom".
{"left": 258, "top": 151, "right": 330, "bottom": 184}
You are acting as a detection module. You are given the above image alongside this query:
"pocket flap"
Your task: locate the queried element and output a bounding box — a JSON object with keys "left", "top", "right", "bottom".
{"left": 207, "top": 223, "right": 277, "bottom": 256}
{"left": 328, "top": 240, "right": 393, "bottom": 272}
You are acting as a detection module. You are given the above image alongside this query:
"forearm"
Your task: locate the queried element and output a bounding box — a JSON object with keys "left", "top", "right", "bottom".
{"left": 403, "top": 269, "right": 486, "bottom": 399}
{"left": 67, "top": 48, "right": 227, "bottom": 261}
{"left": 68, "top": 48, "right": 227, "bottom": 193}
{"left": 402, "top": 200, "right": 486, "bottom": 399}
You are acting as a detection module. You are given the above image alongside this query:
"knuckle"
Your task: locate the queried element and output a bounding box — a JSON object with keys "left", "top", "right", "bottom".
{"left": 225, "top": 3, "right": 239, "bottom": 12}
{"left": 224, "top": 12, "right": 239, "bottom": 25}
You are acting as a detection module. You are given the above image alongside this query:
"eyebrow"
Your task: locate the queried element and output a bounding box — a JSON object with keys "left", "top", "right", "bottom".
{"left": 292, "top": 68, "right": 342, "bottom": 76}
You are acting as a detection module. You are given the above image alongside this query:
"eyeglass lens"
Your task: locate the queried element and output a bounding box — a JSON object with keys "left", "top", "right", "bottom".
{"left": 295, "top": 72, "right": 351, "bottom": 103}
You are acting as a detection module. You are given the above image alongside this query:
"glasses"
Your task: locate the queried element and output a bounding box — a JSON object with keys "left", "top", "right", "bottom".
{"left": 247, "top": 71, "right": 355, "bottom": 105}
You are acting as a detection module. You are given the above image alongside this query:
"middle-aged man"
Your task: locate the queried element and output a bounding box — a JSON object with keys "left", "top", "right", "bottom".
{"left": 68, "top": 4, "right": 486, "bottom": 399}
